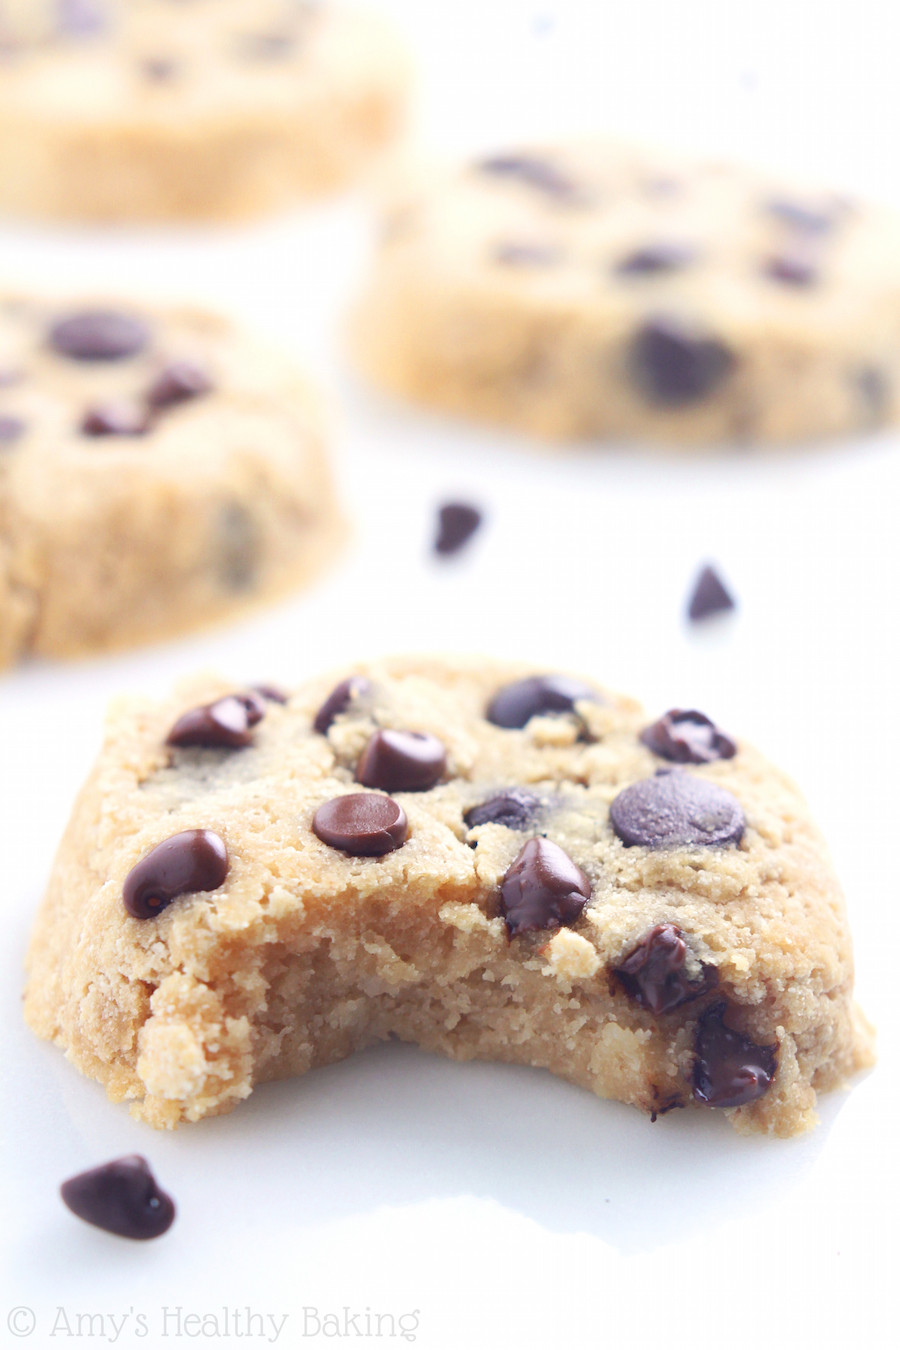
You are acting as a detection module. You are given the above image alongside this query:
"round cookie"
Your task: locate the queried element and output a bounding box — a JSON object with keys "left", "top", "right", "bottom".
{"left": 0, "top": 296, "right": 345, "bottom": 667}
{"left": 350, "top": 140, "right": 900, "bottom": 446}
{"left": 0, "top": 1, "right": 409, "bottom": 222}
{"left": 24, "top": 657, "right": 873, "bottom": 1136}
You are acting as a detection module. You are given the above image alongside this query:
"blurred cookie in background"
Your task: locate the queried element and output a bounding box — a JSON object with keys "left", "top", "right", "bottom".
{"left": 0, "top": 295, "right": 345, "bottom": 668}
{"left": 0, "top": 1, "right": 410, "bottom": 221}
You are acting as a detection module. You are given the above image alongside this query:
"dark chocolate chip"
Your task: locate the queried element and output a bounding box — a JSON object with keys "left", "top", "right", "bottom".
{"left": 123, "top": 830, "right": 228, "bottom": 920}
{"left": 139, "top": 56, "right": 179, "bottom": 82}
{"left": 49, "top": 310, "right": 149, "bottom": 362}
{"left": 312, "top": 793, "right": 408, "bottom": 857}
{"left": 313, "top": 676, "right": 371, "bottom": 735}
{"left": 687, "top": 564, "right": 735, "bottom": 622}
{"left": 615, "top": 243, "right": 697, "bottom": 275}
{"left": 641, "top": 709, "right": 736, "bottom": 764}
{"left": 692, "top": 1002, "right": 777, "bottom": 1108}
{"left": 166, "top": 693, "right": 266, "bottom": 750}
{"left": 80, "top": 401, "right": 151, "bottom": 437}
{"left": 628, "top": 316, "right": 736, "bottom": 407}
{"left": 0, "top": 414, "right": 25, "bottom": 445}
{"left": 434, "top": 501, "right": 483, "bottom": 556}
{"left": 238, "top": 32, "right": 295, "bottom": 59}
{"left": 499, "top": 836, "right": 591, "bottom": 937}
{"left": 612, "top": 923, "right": 716, "bottom": 1014}
{"left": 146, "top": 360, "right": 213, "bottom": 408}
{"left": 492, "top": 241, "right": 563, "bottom": 266}
{"left": 610, "top": 773, "right": 745, "bottom": 849}
{"left": 252, "top": 683, "right": 288, "bottom": 704}
{"left": 216, "top": 503, "right": 260, "bottom": 592}
{"left": 486, "top": 674, "right": 598, "bottom": 729}
{"left": 60, "top": 1156, "right": 175, "bottom": 1241}
{"left": 464, "top": 789, "right": 542, "bottom": 831}
{"left": 765, "top": 197, "right": 834, "bottom": 234}
{"left": 763, "top": 252, "right": 818, "bottom": 286}
{"left": 57, "top": 0, "right": 108, "bottom": 38}
{"left": 356, "top": 729, "right": 446, "bottom": 792}
{"left": 856, "top": 366, "right": 890, "bottom": 425}
{"left": 476, "top": 154, "right": 581, "bottom": 201}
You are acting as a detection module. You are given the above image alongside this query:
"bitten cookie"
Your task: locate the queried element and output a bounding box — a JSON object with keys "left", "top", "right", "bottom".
{"left": 350, "top": 140, "right": 900, "bottom": 446}
{"left": 0, "top": 297, "right": 344, "bottom": 667}
{"left": 24, "top": 658, "right": 873, "bottom": 1136}
{"left": 0, "top": 1, "right": 408, "bottom": 221}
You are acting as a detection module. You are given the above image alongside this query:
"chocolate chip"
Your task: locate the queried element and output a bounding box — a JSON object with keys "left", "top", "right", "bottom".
{"left": 312, "top": 793, "right": 408, "bottom": 856}
{"left": 486, "top": 674, "right": 598, "bottom": 729}
{"left": 252, "top": 683, "right": 288, "bottom": 704}
{"left": 49, "top": 310, "right": 149, "bottom": 362}
{"left": 492, "top": 241, "right": 563, "bottom": 266}
{"left": 123, "top": 830, "right": 228, "bottom": 920}
{"left": 464, "top": 789, "right": 542, "bottom": 831}
{"left": 434, "top": 501, "right": 483, "bottom": 556}
{"left": 57, "top": 0, "right": 107, "bottom": 37}
{"left": 499, "top": 837, "right": 591, "bottom": 936}
{"left": 763, "top": 252, "right": 818, "bottom": 286}
{"left": 628, "top": 317, "right": 736, "bottom": 407}
{"left": 641, "top": 709, "right": 736, "bottom": 764}
{"left": 60, "top": 1156, "right": 175, "bottom": 1241}
{"left": 0, "top": 414, "right": 25, "bottom": 445}
{"left": 146, "top": 360, "right": 213, "bottom": 408}
{"left": 687, "top": 564, "right": 735, "bottom": 622}
{"left": 692, "top": 1002, "right": 777, "bottom": 1108}
{"left": 765, "top": 197, "right": 834, "bottom": 234}
{"left": 313, "top": 676, "right": 371, "bottom": 735}
{"left": 238, "top": 32, "right": 295, "bottom": 59}
{"left": 216, "top": 503, "right": 260, "bottom": 592}
{"left": 612, "top": 923, "right": 716, "bottom": 1014}
{"left": 610, "top": 773, "right": 745, "bottom": 849}
{"left": 166, "top": 693, "right": 265, "bottom": 750}
{"left": 139, "top": 56, "right": 179, "bottom": 82}
{"left": 80, "top": 401, "right": 151, "bottom": 437}
{"left": 856, "top": 366, "right": 890, "bottom": 425}
{"left": 615, "top": 243, "right": 697, "bottom": 275}
{"left": 356, "top": 730, "right": 446, "bottom": 792}
{"left": 476, "top": 154, "right": 581, "bottom": 201}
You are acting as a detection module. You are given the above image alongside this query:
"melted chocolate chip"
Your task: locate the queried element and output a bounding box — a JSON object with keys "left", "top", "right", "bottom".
{"left": 80, "top": 401, "right": 151, "bottom": 437}
{"left": 616, "top": 243, "right": 697, "bottom": 275}
{"left": 147, "top": 361, "right": 213, "bottom": 408}
{"left": 486, "top": 674, "right": 598, "bottom": 729}
{"left": 612, "top": 923, "right": 716, "bottom": 1014}
{"left": 692, "top": 1002, "right": 777, "bottom": 1108}
{"left": 687, "top": 564, "right": 735, "bottom": 622}
{"left": 60, "top": 1156, "right": 175, "bottom": 1241}
{"left": 140, "top": 56, "right": 178, "bottom": 82}
{"left": 610, "top": 773, "right": 745, "bottom": 849}
{"left": 464, "top": 789, "right": 542, "bottom": 831}
{"left": 765, "top": 197, "right": 834, "bottom": 234}
{"left": 499, "top": 837, "right": 591, "bottom": 936}
{"left": 49, "top": 310, "right": 149, "bottom": 362}
{"left": 313, "top": 793, "right": 408, "bottom": 856}
{"left": 492, "top": 241, "right": 563, "bottom": 266}
{"left": 313, "top": 676, "right": 371, "bottom": 735}
{"left": 238, "top": 31, "right": 295, "bottom": 59}
{"left": 166, "top": 693, "right": 265, "bottom": 750}
{"left": 57, "top": 0, "right": 107, "bottom": 38}
{"left": 434, "top": 501, "right": 483, "bottom": 556}
{"left": 123, "top": 830, "right": 228, "bottom": 920}
{"left": 764, "top": 252, "right": 818, "bottom": 286}
{"left": 476, "top": 155, "right": 581, "bottom": 201}
{"left": 356, "top": 730, "right": 446, "bottom": 792}
{"left": 0, "top": 414, "right": 25, "bottom": 445}
{"left": 628, "top": 317, "right": 736, "bottom": 407}
{"left": 641, "top": 709, "right": 736, "bottom": 764}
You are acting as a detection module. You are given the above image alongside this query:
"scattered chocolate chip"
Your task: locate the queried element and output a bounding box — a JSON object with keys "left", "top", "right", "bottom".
{"left": 123, "top": 830, "right": 228, "bottom": 920}
{"left": 252, "top": 683, "right": 288, "bottom": 704}
{"left": 238, "top": 31, "right": 295, "bottom": 59}
{"left": 80, "top": 401, "right": 151, "bottom": 437}
{"left": 615, "top": 243, "right": 697, "bottom": 275}
{"left": 313, "top": 676, "right": 371, "bottom": 735}
{"left": 476, "top": 154, "right": 581, "bottom": 201}
{"left": 0, "top": 414, "right": 25, "bottom": 445}
{"left": 139, "top": 56, "right": 178, "bottom": 82}
{"left": 356, "top": 729, "right": 446, "bottom": 793}
{"left": 499, "top": 837, "right": 591, "bottom": 937}
{"left": 216, "top": 503, "right": 260, "bottom": 592}
{"left": 692, "top": 1002, "right": 777, "bottom": 1108}
{"left": 166, "top": 693, "right": 265, "bottom": 750}
{"left": 765, "top": 197, "right": 834, "bottom": 234}
{"left": 492, "top": 241, "right": 563, "bottom": 266}
{"left": 57, "top": 0, "right": 107, "bottom": 38}
{"left": 856, "top": 366, "right": 890, "bottom": 425}
{"left": 610, "top": 773, "right": 745, "bottom": 849}
{"left": 146, "top": 360, "right": 213, "bottom": 408}
{"left": 612, "top": 923, "right": 716, "bottom": 1014}
{"left": 434, "top": 501, "right": 483, "bottom": 556}
{"left": 628, "top": 316, "right": 736, "bottom": 407}
{"left": 312, "top": 793, "right": 408, "bottom": 856}
{"left": 687, "top": 564, "right": 735, "bottom": 622}
{"left": 763, "top": 252, "right": 818, "bottom": 286}
{"left": 641, "top": 709, "right": 736, "bottom": 764}
{"left": 49, "top": 310, "right": 149, "bottom": 362}
{"left": 486, "top": 674, "right": 598, "bottom": 729}
{"left": 60, "top": 1156, "right": 175, "bottom": 1241}
{"left": 464, "top": 789, "right": 542, "bottom": 831}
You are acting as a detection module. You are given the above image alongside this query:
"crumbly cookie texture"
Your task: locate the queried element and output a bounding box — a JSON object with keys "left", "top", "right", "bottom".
{"left": 0, "top": 1, "right": 409, "bottom": 222}
{"left": 24, "top": 658, "right": 873, "bottom": 1136}
{"left": 350, "top": 140, "right": 900, "bottom": 446}
{"left": 0, "top": 296, "right": 344, "bottom": 667}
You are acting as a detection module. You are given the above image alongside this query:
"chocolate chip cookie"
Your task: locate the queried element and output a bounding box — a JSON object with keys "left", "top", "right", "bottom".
{"left": 0, "top": 1, "right": 409, "bottom": 221}
{"left": 0, "top": 296, "right": 344, "bottom": 667}
{"left": 24, "top": 658, "right": 872, "bottom": 1135}
{"left": 350, "top": 140, "right": 900, "bottom": 445}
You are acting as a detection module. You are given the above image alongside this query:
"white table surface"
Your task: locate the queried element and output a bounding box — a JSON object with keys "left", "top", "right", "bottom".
{"left": 1, "top": 3, "right": 898, "bottom": 1347}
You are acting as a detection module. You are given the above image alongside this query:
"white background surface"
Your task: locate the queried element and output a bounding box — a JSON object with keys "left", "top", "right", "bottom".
{"left": 2, "top": 3, "right": 899, "bottom": 1347}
